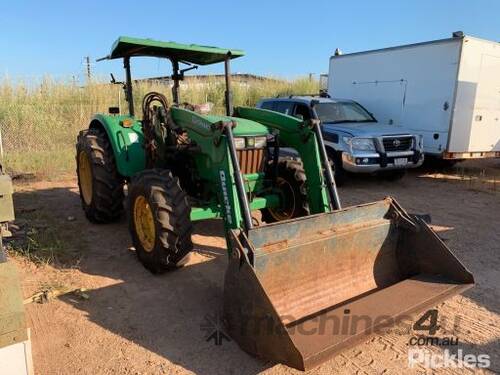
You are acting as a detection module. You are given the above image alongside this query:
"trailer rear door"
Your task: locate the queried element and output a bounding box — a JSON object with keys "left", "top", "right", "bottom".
{"left": 450, "top": 38, "right": 500, "bottom": 154}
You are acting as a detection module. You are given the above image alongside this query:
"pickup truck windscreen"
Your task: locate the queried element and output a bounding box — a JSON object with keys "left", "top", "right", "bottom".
{"left": 315, "top": 102, "right": 376, "bottom": 124}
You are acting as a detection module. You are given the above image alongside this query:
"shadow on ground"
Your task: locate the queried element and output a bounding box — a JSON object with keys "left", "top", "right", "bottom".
{"left": 12, "top": 184, "right": 270, "bottom": 374}
{"left": 11, "top": 176, "right": 500, "bottom": 373}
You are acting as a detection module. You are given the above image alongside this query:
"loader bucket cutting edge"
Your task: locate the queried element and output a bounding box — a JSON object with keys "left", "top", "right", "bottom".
{"left": 223, "top": 197, "right": 474, "bottom": 371}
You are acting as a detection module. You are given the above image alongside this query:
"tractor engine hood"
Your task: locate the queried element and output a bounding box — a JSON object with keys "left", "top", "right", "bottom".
{"left": 204, "top": 114, "right": 269, "bottom": 136}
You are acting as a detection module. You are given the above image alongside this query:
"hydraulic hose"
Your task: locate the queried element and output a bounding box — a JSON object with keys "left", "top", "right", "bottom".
{"left": 141, "top": 92, "right": 169, "bottom": 167}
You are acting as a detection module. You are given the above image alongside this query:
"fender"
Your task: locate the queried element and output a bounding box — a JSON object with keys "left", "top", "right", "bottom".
{"left": 89, "top": 114, "right": 145, "bottom": 177}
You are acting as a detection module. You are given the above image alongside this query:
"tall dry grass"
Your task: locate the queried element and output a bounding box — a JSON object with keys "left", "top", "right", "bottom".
{"left": 0, "top": 76, "right": 318, "bottom": 178}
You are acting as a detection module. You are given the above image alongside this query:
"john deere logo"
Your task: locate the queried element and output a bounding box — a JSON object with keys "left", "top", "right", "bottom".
{"left": 393, "top": 139, "right": 401, "bottom": 147}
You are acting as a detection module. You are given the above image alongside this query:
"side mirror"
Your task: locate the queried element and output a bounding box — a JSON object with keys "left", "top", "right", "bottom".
{"left": 110, "top": 73, "right": 125, "bottom": 87}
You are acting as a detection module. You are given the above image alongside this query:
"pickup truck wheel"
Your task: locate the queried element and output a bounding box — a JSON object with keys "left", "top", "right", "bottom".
{"left": 327, "top": 151, "right": 345, "bottom": 186}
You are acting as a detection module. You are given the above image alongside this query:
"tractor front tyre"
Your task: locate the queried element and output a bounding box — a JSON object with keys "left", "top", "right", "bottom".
{"left": 261, "top": 160, "right": 310, "bottom": 224}
{"left": 128, "top": 169, "right": 193, "bottom": 273}
{"left": 76, "top": 128, "right": 124, "bottom": 223}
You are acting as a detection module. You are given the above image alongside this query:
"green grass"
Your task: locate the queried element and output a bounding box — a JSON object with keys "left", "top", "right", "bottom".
{"left": 7, "top": 209, "right": 66, "bottom": 265}
{"left": 4, "top": 150, "right": 75, "bottom": 179}
{"left": 7, "top": 190, "right": 86, "bottom": 265}
{"left": 0, "top": 76, "right": 319, "bottom": 178}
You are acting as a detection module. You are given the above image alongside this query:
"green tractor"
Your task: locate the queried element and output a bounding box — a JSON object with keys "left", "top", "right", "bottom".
{"left": 76, "top": 37, "right": 473, "bottom": 370}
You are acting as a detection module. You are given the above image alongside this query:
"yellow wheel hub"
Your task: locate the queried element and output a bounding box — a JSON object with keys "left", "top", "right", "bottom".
{"left": 133, "top": 195, "right": 156, "bottom": 252}
{"left": 78, "top": 151, "right": 93, "bottom": 205}
{"left": 269, "top": 177, "right": 296, "bottom": 221}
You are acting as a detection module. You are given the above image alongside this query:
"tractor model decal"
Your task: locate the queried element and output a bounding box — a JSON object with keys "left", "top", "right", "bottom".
{"left": 219, "top": 170, "right": 233, "bottom": 225}
{"left": 192, "top": 115, "right": 212, "bottom": 131}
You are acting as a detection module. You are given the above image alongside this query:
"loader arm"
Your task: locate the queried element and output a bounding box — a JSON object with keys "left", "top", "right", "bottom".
{"left": 169, "top": 107, "right": 280, "bottom": 235}
{"left": 234, "top": 106, "right": 332, "bottom": 214}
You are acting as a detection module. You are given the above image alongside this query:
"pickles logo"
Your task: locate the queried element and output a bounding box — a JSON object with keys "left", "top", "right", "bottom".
{"left": 219, "top": 170, "right": 233, "bottom": 225}
{"left": 408, "top": 349, "right": 490, "bottom": 369}
{"left": 407, "top": 309, "right": 490, "bottom": 369}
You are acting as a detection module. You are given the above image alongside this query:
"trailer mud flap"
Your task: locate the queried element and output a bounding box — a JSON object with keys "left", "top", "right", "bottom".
{"left": 223, "top": 198, "right": 474, "bottom": 370}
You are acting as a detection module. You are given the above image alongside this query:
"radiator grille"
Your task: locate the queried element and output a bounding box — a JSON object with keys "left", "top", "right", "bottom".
{"left": 382, "top": 137, "right": 413, "bottom": 152}
{"left": 237, "top": 148, "right": 265, "bottom": 174}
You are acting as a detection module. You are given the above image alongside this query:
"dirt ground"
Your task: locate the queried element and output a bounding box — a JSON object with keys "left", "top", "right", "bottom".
{"left": 8, "top": 159, "right": 500, "bottom": 375}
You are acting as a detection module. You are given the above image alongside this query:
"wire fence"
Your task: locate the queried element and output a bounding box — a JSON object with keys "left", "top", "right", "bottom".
{"left": 0, "top": 76, "right": 319, "bottom": 177}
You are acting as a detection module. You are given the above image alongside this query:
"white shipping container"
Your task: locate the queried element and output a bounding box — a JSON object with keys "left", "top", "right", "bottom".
{"left": 328, "top": 33, "right": 500, "bottom": 159}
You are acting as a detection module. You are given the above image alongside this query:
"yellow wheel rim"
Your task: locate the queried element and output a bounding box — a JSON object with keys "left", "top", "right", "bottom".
{"left": 133, "top": 195, "right": 156, "bottom": 252}
{"left": 78, "top": 151, "right": 93, "bottom": 205}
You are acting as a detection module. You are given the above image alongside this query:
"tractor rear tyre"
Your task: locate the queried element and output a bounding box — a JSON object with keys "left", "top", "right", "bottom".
{"left": 76, "top": 128, "right": 124, "bottom": 223}
{"left": 261, "top": 160, "right": 310, "bottom": 223}
{"left": 128, "top": 169, "right": 193, "bottom": 273}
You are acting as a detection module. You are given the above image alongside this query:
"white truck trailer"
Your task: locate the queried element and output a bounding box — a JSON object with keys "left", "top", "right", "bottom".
{"left": 328, "top": 32, "right": 500, "bottom": 160}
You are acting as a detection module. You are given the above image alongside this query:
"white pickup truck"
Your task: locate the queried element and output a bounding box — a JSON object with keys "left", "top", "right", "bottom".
{"left": 257, "top": 95, "right": 424, "bottom": 183}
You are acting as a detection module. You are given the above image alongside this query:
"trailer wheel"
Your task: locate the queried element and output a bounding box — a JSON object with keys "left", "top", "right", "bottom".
{"left": 425, "top": 157, "right": 462, "bottom": 170}
{"left": 128, "top": 169, "right": 193, "bottom": 273}
{"left": 76, "top": 128, "right": 124, "bottom": 223}
{"left": 262, "top": 160, "right": 309, "bottom": 223}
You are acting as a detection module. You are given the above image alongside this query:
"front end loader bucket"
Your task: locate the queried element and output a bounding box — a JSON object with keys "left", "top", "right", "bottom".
{"left": 223, "top": 197, "right": 474, "bottom": 371}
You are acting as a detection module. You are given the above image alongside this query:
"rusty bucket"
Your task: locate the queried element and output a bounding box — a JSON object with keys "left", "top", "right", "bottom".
{"left": 223, "top": 197, "right": 474, "bottom": 371}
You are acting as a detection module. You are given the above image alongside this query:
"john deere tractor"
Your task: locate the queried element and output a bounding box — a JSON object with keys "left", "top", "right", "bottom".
{"left": 76, "top": 37, "right": 473, "bottom": 370}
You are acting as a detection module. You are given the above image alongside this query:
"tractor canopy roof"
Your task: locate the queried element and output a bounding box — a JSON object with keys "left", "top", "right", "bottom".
{"left": 104, "top": 36, "right": 245, "bottom": 65}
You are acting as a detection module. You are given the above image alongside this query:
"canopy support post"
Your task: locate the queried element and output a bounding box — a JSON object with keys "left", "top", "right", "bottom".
{"left": 172, "top": 60, "right": 180, "bottom": 105}
{"left": 124, "top": 56, "right": 135, "bottom": 117}
{"left": 224, "top": 53, "right": 233, "bottom": 116}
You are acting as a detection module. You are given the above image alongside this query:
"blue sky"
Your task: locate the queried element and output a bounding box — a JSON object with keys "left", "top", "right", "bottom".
{"left": 1, "top": 0, "right": 499, "bottom": 82}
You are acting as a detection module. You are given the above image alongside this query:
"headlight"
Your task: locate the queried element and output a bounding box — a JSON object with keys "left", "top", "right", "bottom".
{"left": 253, "top": 136, "right": 267, "bottom": 148}
{"left": 234, "top": 136, "right": 267, "bottom": 149}
{"left": 234, "top": 137, "right": 246, "bottom": 150}
{"left": 350, "top": 138, "right": 376, "bottom": 151}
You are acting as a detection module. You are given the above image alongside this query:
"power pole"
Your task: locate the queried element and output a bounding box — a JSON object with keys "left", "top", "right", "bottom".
{"left": 85, "top": 56, "right": 92, "bottom": 83}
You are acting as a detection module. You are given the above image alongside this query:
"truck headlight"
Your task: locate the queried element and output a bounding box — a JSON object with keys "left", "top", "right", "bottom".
{"left": 234, "top": 137, "right": 246, "bottom": 150}
{"left": 342, "top": 136, "right": 352, "bottom": 145}
{"left": 350, "top": 138, "right": 376, "bottom": 151}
